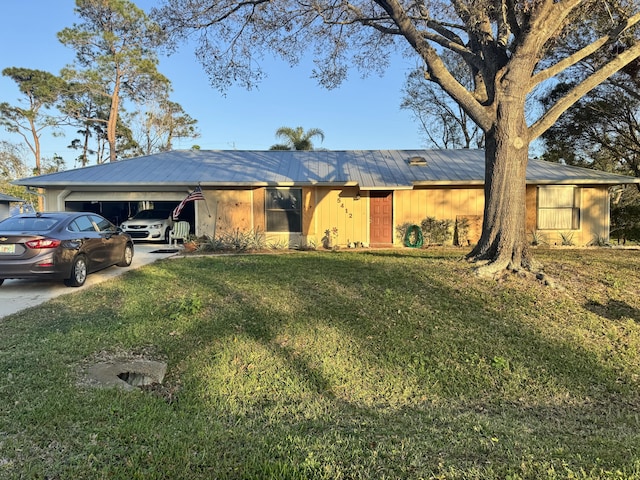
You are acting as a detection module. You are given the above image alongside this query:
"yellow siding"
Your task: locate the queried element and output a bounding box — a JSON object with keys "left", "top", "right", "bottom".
{"left": 525, "top": 186, "right": 537, "bottom": 233}
{"left": 394, "top": 187, "right": 485, "bottom": 245}
{"left": 312, "top": 187, "right": 368, "bottom": 247}
{"left": 253, "top": 188, "right": 266, "bottom": 233}
{"left": 302, "top": 187, "right": 314, "bottom": 236}
{"left": 582, "top": 187, "right": 610, "bottom": 243}
{"left": 395, "top": 187, "right": 485, "bottom": 222}
{"left": 531, "top": 186, "right": 610, "bottom": 246}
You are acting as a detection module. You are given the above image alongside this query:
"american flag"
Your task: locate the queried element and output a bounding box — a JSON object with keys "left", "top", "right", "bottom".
{"left": 172, "top": 187, "right": 205, "bottom": 220}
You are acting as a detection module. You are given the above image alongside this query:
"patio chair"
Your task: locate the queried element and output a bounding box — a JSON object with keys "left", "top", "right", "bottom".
{"left": 169, "top": 221, "right": 190, "bottom": 246}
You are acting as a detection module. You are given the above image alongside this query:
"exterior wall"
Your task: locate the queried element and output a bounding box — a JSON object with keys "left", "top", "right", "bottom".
{"left": 43, "top": 188, "right": 66, "bottom": 210}
{"left": 301, "top": 187, "right": 315, "bottom": 236}
{"left": 394, "top": 186, "right": 486, "bottom": 245}
{"left": 525, "top": 185, "right": 537, "bottom": 235}
{"left": 196, "top": 189, "right": 253, "bottom": 238}
{"left": 580, "top": 186, "right": 611, "bottom": 244}
{"left": 526, "top": 185, "right": 611, "bottom": 246}
{"left": 260, "top": 186, "right": 368, "bottom": 248}
{"left": 309, "top": 185, "right": 486, "bottom": 248}
{"left": 310, "top": 186, "right": 368, "bottom": 247}
{"left": 0, "top": 203, "right": 10, "bottom": 221}
{"left": 40, "top": 184, "right": 614, "bottom": 249}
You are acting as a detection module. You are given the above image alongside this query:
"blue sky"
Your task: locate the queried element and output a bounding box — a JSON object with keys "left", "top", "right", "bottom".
{"left": 0, "top": 1, "right": 424, "bottom": 168}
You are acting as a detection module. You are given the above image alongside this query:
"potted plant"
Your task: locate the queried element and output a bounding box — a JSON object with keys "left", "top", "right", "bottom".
{"left": 183, "top": 235, "right": 200, "bottom": 252}
{"left": 322, "top": 227, "right": 339, "bottom": 250}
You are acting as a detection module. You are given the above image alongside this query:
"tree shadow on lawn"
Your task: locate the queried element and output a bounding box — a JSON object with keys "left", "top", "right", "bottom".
{"left": 585, "top": 298, "right": 640, "bottom": 322}
{"left": 5, "top": 252, "right": 640, "bottom": 478}
{"left": 5, "top": 253, "right": 638, "bottom": 478}
{"left": 159, "top": 253, "right": 640, "bottom": 475}
{"left": 357, "top": 247, "right": 468, "bottom": 261}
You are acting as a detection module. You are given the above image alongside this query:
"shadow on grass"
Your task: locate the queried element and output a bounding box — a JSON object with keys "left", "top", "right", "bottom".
{"left": 2, "top": 251, "right": 640, "bottom": 478}
{"left": 150, "top": 252, "right": 640, "bottom": 474}
{"left": 585, "top": 298, "right": 640, "bottom": 322}
{"left": 181, "top": 252, "right": 629, "bottom": 396}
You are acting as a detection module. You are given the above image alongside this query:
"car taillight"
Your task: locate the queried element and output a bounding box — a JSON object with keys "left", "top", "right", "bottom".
{"left": 25, "top": 239, "right": 61, "bottom": 249}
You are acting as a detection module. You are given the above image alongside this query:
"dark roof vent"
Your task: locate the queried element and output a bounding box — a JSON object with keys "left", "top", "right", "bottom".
{"left": 408, "top": 156, "right": 427, "bottom": 166}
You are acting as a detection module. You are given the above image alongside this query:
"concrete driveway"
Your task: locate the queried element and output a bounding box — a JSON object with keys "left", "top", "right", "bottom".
{"left": 0, "top": 244, "right": 179, "bottom": 319}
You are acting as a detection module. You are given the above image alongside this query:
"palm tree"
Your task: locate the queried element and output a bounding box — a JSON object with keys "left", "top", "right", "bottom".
{"left": 270, "top": 126, "right": 325, "bottom": 150}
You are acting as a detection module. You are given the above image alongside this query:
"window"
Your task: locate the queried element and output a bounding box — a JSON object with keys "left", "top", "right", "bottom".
{"left": 71, "top": 215, "right": 98, "bottom": 233}
{"left": 537, "top": 186, "right": 581, "bottom": 230}
{"left": 0, "top": 217, "right": 59, "bottom": 231}
{"left": 265, "top": 188, "right": 302, "bottom": 232}
{"left": 89, "top": 214, "right": 114, "bottom": 232}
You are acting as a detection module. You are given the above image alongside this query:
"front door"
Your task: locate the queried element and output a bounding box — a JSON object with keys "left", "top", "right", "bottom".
{"left": 369, "top": 191, "right": 393, "bottom": 246}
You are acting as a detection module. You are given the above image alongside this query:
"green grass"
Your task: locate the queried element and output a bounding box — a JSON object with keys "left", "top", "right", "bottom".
{"left": 1, "top": 248, "right": 640, "bottom": 479}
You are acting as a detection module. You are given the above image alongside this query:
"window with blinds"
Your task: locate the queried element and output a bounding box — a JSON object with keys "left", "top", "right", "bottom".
{"left": 537, "top": 186, "right": 581, "bottom": 230}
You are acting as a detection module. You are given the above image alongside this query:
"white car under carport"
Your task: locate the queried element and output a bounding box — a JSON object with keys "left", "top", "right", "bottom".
{"left": 119, "top": 209, "right": 174, "bottom": 243}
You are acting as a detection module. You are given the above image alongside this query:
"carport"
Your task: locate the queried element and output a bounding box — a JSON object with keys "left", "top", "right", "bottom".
{"left": 57, "top": 190, "right": 195, "bottom": 232}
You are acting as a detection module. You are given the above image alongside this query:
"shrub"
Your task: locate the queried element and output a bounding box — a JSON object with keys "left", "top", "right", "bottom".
{"left": 587, "top": 234, "right": 611, "bottom": 247}
{"left": 396, "top": 222, "right": 414, "bottom": 243}
{"left": 421, "top": 217, "right": 453, "bottom": 245}
{"left": 199, "top": 228, "right": 266, "bottom": 252}
{"left": 559, "top": 231, "right": 575, "bottom": 246}
{"left": 291, "top": 235, "right": 317, "bottom": 251}
{"left": 530, "top": 230, "right": 548, "bottom": 246}
{"left": 267, "top": 238, "right": 290, "bottom": 250}
{"left": 453, "top": 217, "right": 470, "bottom": 246}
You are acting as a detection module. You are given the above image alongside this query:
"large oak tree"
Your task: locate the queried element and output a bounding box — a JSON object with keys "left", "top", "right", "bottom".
{"left": 154, "top": 0, "right": 640, "bottom": 274}
{"left": 401, "top": 53, "right": 485, "bottom": 149}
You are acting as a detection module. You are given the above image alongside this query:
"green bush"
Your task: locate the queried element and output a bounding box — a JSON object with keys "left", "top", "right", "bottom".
{"left": 453, "top": 217, "right": 470, "bottom": 246}
{"left": 398, "top": 218, "right": 458, "bottom": 246}
{"left": 199, "top": 228, "right": 266, "bottom": 252}
{"left": 396, "top": 222, "right": 415, "bottom": 243}
{"left": 421, "top": 217, "right": 453, "bottom": 245}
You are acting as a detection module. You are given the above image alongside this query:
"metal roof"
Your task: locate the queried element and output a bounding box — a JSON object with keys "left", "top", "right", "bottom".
{"left": 13, "top": 149, "right": 640, "bottom": 188}
{"left": 0, "top": 192, "right": 26, "bottom": 202}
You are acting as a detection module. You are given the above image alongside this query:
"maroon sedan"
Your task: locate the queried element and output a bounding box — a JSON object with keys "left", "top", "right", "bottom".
{"left": 0, "top": 212, "right": 134, "bottom": 287}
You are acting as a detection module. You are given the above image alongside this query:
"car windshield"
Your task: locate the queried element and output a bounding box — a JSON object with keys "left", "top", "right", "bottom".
{"left": 132, "top": 210, "right": 170, "bottom": 220}
{"left": 0, "top": 216, "right": 61, "bottom": 232}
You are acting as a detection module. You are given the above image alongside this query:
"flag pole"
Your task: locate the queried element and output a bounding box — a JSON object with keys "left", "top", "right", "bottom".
{"left": 199, "top": 184, "right": 212, "bottom": 218}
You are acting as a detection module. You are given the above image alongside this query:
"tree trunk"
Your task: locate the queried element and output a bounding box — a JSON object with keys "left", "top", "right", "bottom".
{"left": 82, "top": 127, "right": 90, "bottom": 167}
{"left": 467, "top": 102, "right": 533, "bottom": 276}
{"left": 29, "top": 117, "right": 45, "bottom": 211}
{"left": 107, "top": 74, "right": 121, "bottom": 163}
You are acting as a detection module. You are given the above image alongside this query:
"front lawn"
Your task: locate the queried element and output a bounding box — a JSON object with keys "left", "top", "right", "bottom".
{"left": 1, "top": 248, "right": 639, "bottom": 479}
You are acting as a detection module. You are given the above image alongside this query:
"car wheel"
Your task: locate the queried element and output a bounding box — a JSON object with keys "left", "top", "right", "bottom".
{"left": 117, "top": 243, "right": 134, "bottom": 267}
{"left": 164, "top": 227, "right": 171, "bottom": 244}
{"left": 0, "top": 279, "right": 4, "bottom": 287}
{"left": 64, "top": 255, "right": 88, "bottom": 287}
